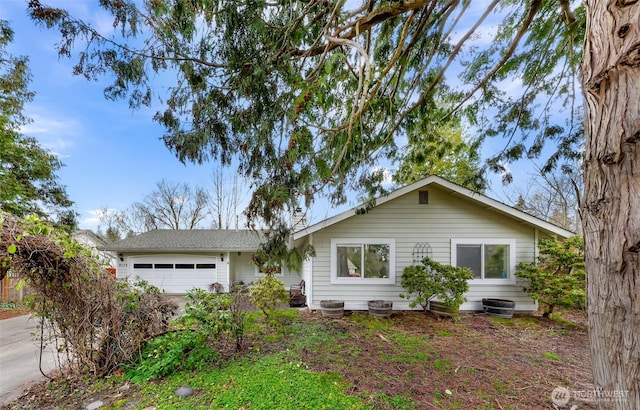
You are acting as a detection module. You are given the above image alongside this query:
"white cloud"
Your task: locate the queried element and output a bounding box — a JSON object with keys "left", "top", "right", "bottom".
{"left": 93, "top": 11, "right": 118, "bottom": 36}
{"left": 20, "top": 110, "right": 82, "bottom": 154}
{"left": 497, "top": 77, "right": 523, "bottom": 96}
{"left": 371, "top": 166, "right": 394, "bottom": 187}
{"left": 80, "top": 209, "right": 103, "bottom": 231}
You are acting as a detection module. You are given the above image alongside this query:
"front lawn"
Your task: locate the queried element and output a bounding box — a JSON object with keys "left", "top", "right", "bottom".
{"left": 5, "top": 308, "right": 593, "bottom": 409}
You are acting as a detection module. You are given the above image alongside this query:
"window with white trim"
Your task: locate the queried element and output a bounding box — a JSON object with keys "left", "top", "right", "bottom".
{"left": 451, "top": 239, "right": 516, "bottom": 283}
{"left": 331, "top": 239, "right": 395, "bottom": 284}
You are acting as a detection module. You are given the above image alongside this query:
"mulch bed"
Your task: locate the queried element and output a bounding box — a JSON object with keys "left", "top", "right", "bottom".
{"left": 300, "top": 309, "right": 594, "bottom": 409}
{"left": 0, "top": 307, "right": 32, "bottom": 320}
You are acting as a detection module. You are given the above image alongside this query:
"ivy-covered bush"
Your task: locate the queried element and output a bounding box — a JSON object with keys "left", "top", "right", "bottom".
{"left": 0, "top": 212, "right": 176, "bottom": 377}
{"left": 516, "top": 236, "right": 585, "bottom": 317}
{"left": 400, "top": 257, "right": 473, "bottom": 313}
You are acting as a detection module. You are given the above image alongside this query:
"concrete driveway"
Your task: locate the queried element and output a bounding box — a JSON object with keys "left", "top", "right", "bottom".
{"left": 0, "top": 314, "right": 57, "bottom": 405}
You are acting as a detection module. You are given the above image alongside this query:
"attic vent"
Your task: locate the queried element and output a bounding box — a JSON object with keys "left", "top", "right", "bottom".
{"left": 412, "top": 242, "right": 432, "bottom": 265}
{"left": 418, "top": 190, "right": 428, "bottom": 204}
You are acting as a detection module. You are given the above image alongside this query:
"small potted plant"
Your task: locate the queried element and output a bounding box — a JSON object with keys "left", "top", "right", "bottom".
{"left": 401, "top": 257, "right": 472, "bottom": 317}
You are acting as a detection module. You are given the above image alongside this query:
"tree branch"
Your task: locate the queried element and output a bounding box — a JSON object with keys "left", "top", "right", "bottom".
{"left": 292, "top": 0, "right": 432, "bottom": 57}
{"left": 442, "top": 0, "right": 543, "bottom": 120}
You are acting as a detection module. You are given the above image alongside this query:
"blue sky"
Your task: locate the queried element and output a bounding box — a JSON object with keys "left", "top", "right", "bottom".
{"left": 2, "top": 1, "right": 539, "bottom": 233}
{"left": 2, "top": 0, "right": 225, "bottom": 231}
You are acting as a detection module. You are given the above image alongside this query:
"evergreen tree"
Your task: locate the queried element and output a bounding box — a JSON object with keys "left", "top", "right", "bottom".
{"left": 0, "top": 20, "right": 75, "bottom": 226}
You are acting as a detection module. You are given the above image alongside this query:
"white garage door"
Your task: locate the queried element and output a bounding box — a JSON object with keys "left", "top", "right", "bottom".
{"left": 130, "top": 255, "right": 218, "bottom": 294}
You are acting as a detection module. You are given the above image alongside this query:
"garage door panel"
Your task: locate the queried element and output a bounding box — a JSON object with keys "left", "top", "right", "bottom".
{"left": 130, "top": 255, "right": 217, "bottom": 294}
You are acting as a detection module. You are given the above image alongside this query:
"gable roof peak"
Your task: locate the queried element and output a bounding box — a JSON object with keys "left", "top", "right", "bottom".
{"left": 293, "top": 175, "right": 574, "bottom": 239}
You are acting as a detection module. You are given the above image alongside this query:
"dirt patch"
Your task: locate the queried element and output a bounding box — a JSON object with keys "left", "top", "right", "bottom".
{"left": 2, "top": 309, "right": 594, "bottom": 409}
{"left": 300, "top": 309, "right": 593, "bottom": 409}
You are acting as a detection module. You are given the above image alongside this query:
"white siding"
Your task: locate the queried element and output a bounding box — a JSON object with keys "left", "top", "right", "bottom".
{"left": 307, "top": 186, "right": 540, "bottom": 312}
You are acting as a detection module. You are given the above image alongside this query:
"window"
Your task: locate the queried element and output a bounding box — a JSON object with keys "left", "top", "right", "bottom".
{"left": 175, "top": 263, "right": 195, "bottom": 269}
{"left": 133, "top": 263, "right": 152, "bottom": 269}
{"left": 331, "top": 239, "right": 395, "bottom": 284}
{"left": 196, "top": 263, "right": 216, "bottom": 269}
{"left": 154, "top": 263, "right": 173, "bottom": 269}
{"left": 451, "top": 239, "right": 516, "bottom": 283}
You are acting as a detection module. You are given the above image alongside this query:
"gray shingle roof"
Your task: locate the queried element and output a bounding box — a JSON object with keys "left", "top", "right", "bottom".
{"left": 100, "top": 229, "right": 266, "bottom": 252}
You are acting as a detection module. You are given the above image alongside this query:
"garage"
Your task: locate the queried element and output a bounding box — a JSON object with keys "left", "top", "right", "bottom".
{"left": 128, "top": 255, "right": 218, "bottom": 294}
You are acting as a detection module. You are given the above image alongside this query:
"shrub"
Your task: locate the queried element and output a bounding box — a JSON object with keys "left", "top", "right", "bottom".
{"left": 516, "top": 236, "right": 585, "bottom": 317}
{"left": 183, "top": 286, "right": 250, "bottom": 351}
{"left": 400, "top": 257, "right": 473, "bottom": 313}
{"left": 399, "top": 265, "right": 436, "bottom": 313}
{"left": 249, "top": 274, "right": 289, "bottom": 316}
{"left": 125, "top": 329, "right": 218, "bottom": 382}
{"left": 126, "top": 286, "right": 252, "bottom": 381}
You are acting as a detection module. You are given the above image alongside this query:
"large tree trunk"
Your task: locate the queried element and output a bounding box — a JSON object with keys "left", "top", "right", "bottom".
{"left": 582, "top": 1, "right": 640, "bottom": 409}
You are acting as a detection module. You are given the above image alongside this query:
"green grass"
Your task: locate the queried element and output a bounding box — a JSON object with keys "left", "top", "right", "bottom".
{"left": 378, "top": 330, "right": 433, "bottom": 365}
{"left": 361, "top": 393, "right": 415, "bottom": 410}
{"left": 548, "top": 312, "right": 585, "bottom": 328}
{"left": 136, "top": 354, "right": 366, "bottom": 409}
{"left": 543, "top": 351, "right": 561, "bottom": 361}
{"left": 350, "top": 312, "right": 395, "bottom": 332}
{"left": 6, "top": 305, "right": 590, "bottom": 410}
{"left": 125, "top": 310, "right": 376, "bottom": 409}
{"left": 433, "top": 358, "right": 453, "bottom": 372}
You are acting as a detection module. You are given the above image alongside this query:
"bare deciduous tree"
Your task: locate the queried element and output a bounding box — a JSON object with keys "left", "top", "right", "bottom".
{"left": 209, "top": 166, "right": 248, "bottom": 229}
{"left": 507, "top": 162, "right": 582, "bottom": 233}
{"left": 133, "top": 179, "right": 209, "bottom": 230}
{"left": 98, "top": 180, "right": 210, "bottom": 235}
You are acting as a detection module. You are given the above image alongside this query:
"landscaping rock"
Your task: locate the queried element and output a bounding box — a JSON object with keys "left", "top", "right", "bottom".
{"left": 175, "top": 386, "right": 194, "bottom": 397}
{"left": 86, "top": 400, "right": 104, "bottom": 410}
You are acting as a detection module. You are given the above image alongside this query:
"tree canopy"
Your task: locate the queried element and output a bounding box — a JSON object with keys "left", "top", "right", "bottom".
{"left": 0, "top": 20, "right": 75, "bottom": 227}
{"left": 27, "top": 0, "right": 584, "bottom": 228}
{"left": 393, "top": 125, "right": 483, "bottom": 191}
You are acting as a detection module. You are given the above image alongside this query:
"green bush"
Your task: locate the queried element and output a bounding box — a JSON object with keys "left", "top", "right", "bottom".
{"left": 182, "top": 288, "right": 234, "bottom": 336}
{"left": 516, "top": 236, "right": 585, "bottom": 317}
{"left": 400, "top": 258, "right": 472, "bottom": 313}
{"left": 0, "top": 301, "right": 17, "bottom": 310}
{"left": 184, "top": 287, "right": 251, "bottom": 351}
{"left": 124, "top": 330, "right": 218, "bottom": 382}
{"left": 249, "top": 274, "right": 289, "bottom": 316}
{"left": 126, "top": 287, "right": 251, "bottom": 381}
